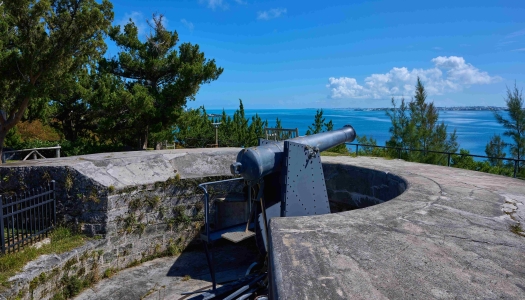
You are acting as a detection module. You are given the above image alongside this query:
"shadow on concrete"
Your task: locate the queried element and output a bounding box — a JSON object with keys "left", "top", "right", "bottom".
{"left": 167, "top": 237, "right": 260, "bottom": 284}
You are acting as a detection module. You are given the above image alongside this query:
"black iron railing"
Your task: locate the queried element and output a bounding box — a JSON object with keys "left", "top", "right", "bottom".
{"left": 347, "top": 143, "right": 525, "bottom": 178}
{"left": 0, "top": 181, "right": 56, "bottom": 254}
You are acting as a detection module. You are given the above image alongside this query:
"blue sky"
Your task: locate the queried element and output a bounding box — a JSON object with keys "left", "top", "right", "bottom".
{"left": 107, "top": 0, "right": 525, "bottom": 109}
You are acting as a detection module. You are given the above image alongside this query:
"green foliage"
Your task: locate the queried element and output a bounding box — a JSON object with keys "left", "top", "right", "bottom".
{"left": 175, "top": 100, "right": 269, "bottom": 147}
{"left": 103, "top": 268, "right": 117, "bottom": 279}
{"left": 356, "top": 135, "right": 385, "bottom": 157}
{"left": 494, "top": 84, "right": 525, "bottom": 169}
{"left": 510, "top": 223, "right": 524, "bottom": 236}
{"left": 0, "top": 0, "right": 114, "bottom": 158}
{"left": 100, "top": 14, "right": 223, "bottom": 149}
{"left": 136, "top": 223, "right": 146, "bottom": 235}
{"left": 451, "top": 149, "right": 513, "bottom": 176}
{"left": 450, "top": 149, "right": 477, "bottom": 170}
{"left": 173, "top": 206, "right": 192, "bottom": 226}
{"left": 174, "top": 106, "right": 214, "bottom": 147}
{"left": 146, "top": 196, "right": 161, "bottom": 209}
{"left": 386, "top": 77, "right": 458, "bottom": 165}
{"left": 485, "top": 134, "right": 507, "bottom": 167}
{"left": 305, "top": 109, "right": 326, "bottom": 135}
{"left": 60, "top": 274, "right": 84, "bottom": 298}
{"left": 122, "top": 215, "right": 137, "bottom": 234}
{"left": 166, "top": 240, "right": 181, "bottom": 256}
{"left": 48, "top": 68, "right": 98, "bottom": 143}
{"left": 305, "top": 109, "right": 349, "bottom": 154}
{"left": 0, "top": 227, "right": 85, "bottom": 291}
{"left": 217, "top": 100, "right": 268, "bottom": 147}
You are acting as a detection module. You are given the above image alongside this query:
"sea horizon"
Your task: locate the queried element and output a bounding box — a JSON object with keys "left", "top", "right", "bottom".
{"left": 206, "top": 108, "right": 510, "bottom": 158}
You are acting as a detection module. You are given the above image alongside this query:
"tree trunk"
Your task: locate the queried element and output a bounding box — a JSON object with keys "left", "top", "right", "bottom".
{"left": 0, "top": 126, "right": 8, "bottom": 164}
{"left": 142, "top": 126, "right": 149, "bottom": 150}
{"left": 0, "top": 96, "right": 33, "bottom": 163}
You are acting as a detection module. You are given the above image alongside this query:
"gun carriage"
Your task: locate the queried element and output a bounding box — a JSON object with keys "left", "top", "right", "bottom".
{"left": 190, "top": 125, "right": 356, "bottom": 299}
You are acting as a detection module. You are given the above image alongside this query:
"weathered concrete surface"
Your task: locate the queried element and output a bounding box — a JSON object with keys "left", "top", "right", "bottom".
{"left": 269, "top": 156, "right": 525, "bottom": 300}
{"left": 0, "top": 148, "right": 242, "bottom": 188}
{"left": 74, "top": 239, "right": 259, "bottom": 300}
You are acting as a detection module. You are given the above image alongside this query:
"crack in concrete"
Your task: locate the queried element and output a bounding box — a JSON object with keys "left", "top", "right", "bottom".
{"left": 407, "top": 173, "right": 445, "bottom": 196}
{"left": 444, "top": 234, "right": 525, "bottom": 249}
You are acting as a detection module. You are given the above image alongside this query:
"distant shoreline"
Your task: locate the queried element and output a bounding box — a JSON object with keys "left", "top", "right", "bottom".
{"left": 330, "top": 106, "right": 507, "bottom": 112}
{"left": 203, "top": 106, "right": 508, "bottom": 112}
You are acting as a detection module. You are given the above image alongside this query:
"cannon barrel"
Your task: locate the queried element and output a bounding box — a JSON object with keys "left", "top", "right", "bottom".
{"left": 231, "top": 125, "right": 356, "bottom": 181}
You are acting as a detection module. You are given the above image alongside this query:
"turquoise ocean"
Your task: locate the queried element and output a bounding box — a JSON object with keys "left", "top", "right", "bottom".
{"left": 207, "top": 109, "right": 510, "bottom": 157}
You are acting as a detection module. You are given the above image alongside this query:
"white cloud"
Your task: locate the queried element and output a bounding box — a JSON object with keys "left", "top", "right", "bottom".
{"left": 512, "top": 48, "right": 525, "bottom": 52}
{"left": 117, "top": 12, "right": 170, "bottom": 36}
{"left": 327, "top": 56, "right": 501, "bottom": 99}
{"left": 506, "top": 28, "right": 525, "bottom": 39}
{"left": 180, "top": 19, "right": 194, "bottom": 32}
{"left": 159, "top": 16, "right": 169, "bottom": 28}
{"left": 118, "top": 12, "right": 147, "bottom": 35}
{"left": 200, "top": 0, "right": 228, "bottom": 10}
{"left": 234, "top": 0, "right": 247, "bottom": 4}
{"left": 257, "top": 8, "right": 286, "bottom": 20}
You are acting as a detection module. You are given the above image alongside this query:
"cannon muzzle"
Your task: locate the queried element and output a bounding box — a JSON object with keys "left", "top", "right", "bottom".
{"left": 231, "top": 125, "right": 356, "bottom": 181}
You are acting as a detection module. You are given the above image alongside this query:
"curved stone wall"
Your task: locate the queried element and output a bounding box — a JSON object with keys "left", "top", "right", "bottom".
{"left": 323, "top": 162, "right": 407, "bottom": 212}
{"left": 269, "top": 156, "right": 525, "bottom": 300}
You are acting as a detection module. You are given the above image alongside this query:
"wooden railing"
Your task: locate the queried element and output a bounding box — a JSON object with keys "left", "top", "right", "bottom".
{"left": 1, "top": 145, "right": 61, "bottom": 163}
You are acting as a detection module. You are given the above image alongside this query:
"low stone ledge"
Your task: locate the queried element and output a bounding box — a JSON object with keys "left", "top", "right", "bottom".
{"left": 269, "top": 156, "right": 525, "bottom": 299}
{"left": 0, "top": 148, "right": 243, "bottom": 300}
{"left": 1, "top": 240, "right": 105, "bottom": 300}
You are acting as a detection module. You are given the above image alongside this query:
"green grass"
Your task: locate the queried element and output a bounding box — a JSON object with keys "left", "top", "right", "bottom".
{"left": 320, "top": 151, "right": 353, "bottom": 157}
{"left": 0, "top": 227, "right": 86, "bottom": 291}
{"left": 510, "top": 224, "right": 524, "bottom": 236}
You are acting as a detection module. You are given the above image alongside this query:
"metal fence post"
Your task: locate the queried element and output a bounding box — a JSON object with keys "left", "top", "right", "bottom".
{"left": 51, "top": 180, "right": 56, "bottom": 226}
{"left": 356, "top": 144, "right": 359, "bottom": 156}
{"left": 0, "top": 195, "right": 5, "bottom": 254}
{"left": 447, "top": 153, "right": 451, "bottom": 167}
{"left": 514, "top": 160, "right": 518, "bottom": 178}
{"left": 398, "top": 148, "right": 401, "bottom": 159}
{"left": 56, "top": 145, "right": 60, "bottom": 158}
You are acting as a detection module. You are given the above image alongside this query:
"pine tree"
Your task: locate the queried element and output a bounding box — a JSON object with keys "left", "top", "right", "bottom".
{"left": 306, "top": 109, "right": 326, "bottom": 135}
{"left": 386, "top": 77, "right": 458, "bottom": 164}
{"left": 494, "top": 84, "right": 525, "bottom": 170}
{"left": 101, "top": 14, "right": 223, "bottom": 149}
{"left": 485, "top": 134, "right": 507, "bottom": 167}
{"left": 0, "top": 0, "right": 114, "bottom": 160}
{"left": 306, "top": 109, "right": 349, "bottom": 154}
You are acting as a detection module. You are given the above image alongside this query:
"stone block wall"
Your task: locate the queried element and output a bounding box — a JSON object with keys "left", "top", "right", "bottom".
{"left": 0, "top": 149, "right": 243, "bottom": 299}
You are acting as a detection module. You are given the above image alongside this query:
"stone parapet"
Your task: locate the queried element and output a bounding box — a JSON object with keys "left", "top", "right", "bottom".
{"left": 269, "top": 156, "right": 525, "bottom": 299}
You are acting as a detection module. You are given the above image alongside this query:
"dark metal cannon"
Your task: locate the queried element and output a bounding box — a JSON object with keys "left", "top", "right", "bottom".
{"left": 230, "top": 125, "right": 356, "bottom": 252}
{"left": 192, "top": 126, "right": 356, "bottom": 299}
{"left": 230, "top": 125, "right": 356, "bottom": 182}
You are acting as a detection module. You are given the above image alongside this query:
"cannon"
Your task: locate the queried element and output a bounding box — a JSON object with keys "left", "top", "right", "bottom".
{"left": 230, "top": 125, "right": 356, "bottom": 253}
{"left": 230, "top": 125, "right": 356, "bottom": 182}
{"left": 192, "top": 125, "right": 356, "bottom": 299}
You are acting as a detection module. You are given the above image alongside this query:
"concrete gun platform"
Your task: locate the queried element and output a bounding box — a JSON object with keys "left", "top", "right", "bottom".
{"left": 269, "top": 156, "right": 525, "bottom": 299}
